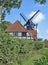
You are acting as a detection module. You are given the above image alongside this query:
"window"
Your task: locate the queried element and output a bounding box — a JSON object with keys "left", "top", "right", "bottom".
{"left": 22, "top": 32, "right": 26, "bottom": 37}
{"left": 14, "top": 32, "right": 18, "bottom": 36}
{"left": 18, "top": 32, "right": 22, "bottom": 37}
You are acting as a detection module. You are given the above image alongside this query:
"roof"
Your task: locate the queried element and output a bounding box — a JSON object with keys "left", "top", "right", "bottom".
{"left": 28, "top": 30, "right": 37, "bottom": 39}
{"left": 5, "top": 20, "right": 27, "bottom": 32}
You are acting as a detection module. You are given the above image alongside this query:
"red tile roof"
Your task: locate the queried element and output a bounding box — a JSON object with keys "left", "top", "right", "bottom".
{"left": 5, "top": 20, "right": 27, "bottom": 32}
{"left": 28, "top": 30, "right": 37, "bottom": 39}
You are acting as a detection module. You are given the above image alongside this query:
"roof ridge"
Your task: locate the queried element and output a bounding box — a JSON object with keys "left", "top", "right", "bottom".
{"left": 16, "top": 20, "right": 27, "bottom": 31}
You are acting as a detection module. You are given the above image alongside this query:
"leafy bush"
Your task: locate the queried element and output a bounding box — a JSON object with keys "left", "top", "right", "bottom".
{"left": 33, "top": 41, "right": 43, "bottom": 50}
{"left": 0, "top": 31, "right": 33, "bottom": 65}
{"left": 44, "top": 41, "right": 48, "bottom": 48}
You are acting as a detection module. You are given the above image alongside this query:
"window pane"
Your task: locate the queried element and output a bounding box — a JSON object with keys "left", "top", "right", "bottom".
{"left": 18, "top": 32, "right": 22, "bottom": 36}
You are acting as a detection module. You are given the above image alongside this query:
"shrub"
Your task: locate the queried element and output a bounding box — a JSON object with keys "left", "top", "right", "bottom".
{"left": 44, "top": 41, "right": 48, "bottom": 48}
{"left": 33, "top": 41, "right": 43, "bottom": 50}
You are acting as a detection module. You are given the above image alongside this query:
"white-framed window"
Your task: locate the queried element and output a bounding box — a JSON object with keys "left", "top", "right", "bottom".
{"left": 18, "top": 32, "right": 22, "bottom": 37}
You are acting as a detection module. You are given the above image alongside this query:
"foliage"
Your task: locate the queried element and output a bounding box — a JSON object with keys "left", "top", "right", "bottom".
{"left": 0, "top": 20, "right": 11, "bottom": 30}
{"left": 35, "top": 0, "right": 46, "bottom": 4}
{"left": 33, "top": 41, "right": 43, "bottom": 50}
{"left": 44, "top": 40, "right": 48, "bottom": 48}
{"left": 34, "top": 48, "right": 48, "bottom": 65}
{"left": 0, "top": 32, "right": 33, "bottom": 65}
{"left": 0, "top": 32, "right": 48, "bottom": 65}
{"left": 0, "top": 0, "right": 22, "bottom": 20}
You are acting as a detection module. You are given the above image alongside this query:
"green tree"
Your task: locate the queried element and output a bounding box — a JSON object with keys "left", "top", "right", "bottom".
{"left": 0, "top": 0, "right": 22, "bottom": 22}
{"left": 0, "top": 21, "right": 11, "bottom": 30}
{"left": 35, "top": 0, "right": 46, "bottom": 4}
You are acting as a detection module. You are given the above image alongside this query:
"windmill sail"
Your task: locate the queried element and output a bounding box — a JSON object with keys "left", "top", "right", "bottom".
{"left": 20, "top": 10, "right": 40, "bottom": 30}
{"left": 29, "top": 10, "right": 40, "bottom": 21}
{"left": 20, "top": 13, "right": 27, "bottom": 22}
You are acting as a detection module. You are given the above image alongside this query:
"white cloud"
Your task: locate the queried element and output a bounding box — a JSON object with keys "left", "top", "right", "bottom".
{"left": 29, "top": 11, "right": 45, "bottom": 23}
{"left": 35, "top": 4, "right": 45, "bottom": 7}
{"left": 37, "top": 35, "right": 44, "bottom": 39}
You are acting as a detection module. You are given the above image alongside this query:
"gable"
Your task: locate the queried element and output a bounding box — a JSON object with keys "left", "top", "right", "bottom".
{"left": 5, "top": 20, "right": 27, "bottom": 33}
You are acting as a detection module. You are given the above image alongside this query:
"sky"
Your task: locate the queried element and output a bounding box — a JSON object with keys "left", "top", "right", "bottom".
{"left": 5, "top": 0, "right": 48, "bottom": 40}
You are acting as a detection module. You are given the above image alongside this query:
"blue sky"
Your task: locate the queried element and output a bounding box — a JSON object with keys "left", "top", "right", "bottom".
{"left": 5, "top": 0, "right": 48, "bottom": 40}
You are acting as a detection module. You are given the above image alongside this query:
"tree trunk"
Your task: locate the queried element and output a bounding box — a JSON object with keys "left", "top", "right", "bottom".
{"left": 0, "top": 6, "right": 2, "bottom": 23}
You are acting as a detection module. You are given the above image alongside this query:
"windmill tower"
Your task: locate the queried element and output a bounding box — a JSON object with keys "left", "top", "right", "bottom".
{"left": 20, "top": 10, "right": 40, "bottom": 40}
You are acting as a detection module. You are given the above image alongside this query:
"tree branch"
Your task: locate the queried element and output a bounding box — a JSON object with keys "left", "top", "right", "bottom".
{"left": 2, "top": 0, "right": 10, "bottom": 7}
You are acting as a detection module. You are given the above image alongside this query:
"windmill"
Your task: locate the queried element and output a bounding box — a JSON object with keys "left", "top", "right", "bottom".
{"left": 20, "top": 10, "right": 40, "bottom": 30}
